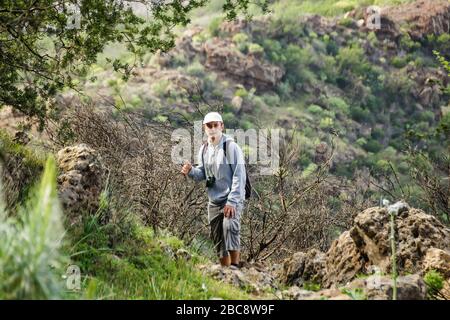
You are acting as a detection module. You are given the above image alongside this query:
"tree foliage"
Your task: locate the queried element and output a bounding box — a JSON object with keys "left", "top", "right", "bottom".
{"left": 0, "top": 0, "right": 269, "bottom": 127}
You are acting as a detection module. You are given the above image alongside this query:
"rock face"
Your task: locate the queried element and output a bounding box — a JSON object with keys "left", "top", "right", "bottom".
{"left": 345, "top": 274, "right": 427, "bottom": 300}
{"left": 281, "top": 285, "right": 351, "bottom": 300}
{"left": 422, "top": 248, "right": 450, "bottom": 278}
{"left": 203, "top": 38, "right": 285, "bottom": 90}
{"left": 351, "top": 206, "right": 449, "bottom": 275}
{"left": 282, "top": 274, "right": 426, "bottom": 300}
{"left": 280, "top": 202, "right": 450, "bottom": 298}
{"left": 199, "top": 263, "right": 278, "bottom": 296}
{"left": 381, "top": 0, "right": 450, "bottom": 40}
{"left": 159, "top": 24, "right": 285, "bottom": 92}
{"left": 354, "top": 0, "right": 450, "bottom": 40}
{"left": 281, "top": 249, "right": 326, "bottom": 286}
{"left": 322, "top": 231, "right": 365, "bottom": 288}
{"left": 56, "top": 144, "right": 105, "bottom": 217}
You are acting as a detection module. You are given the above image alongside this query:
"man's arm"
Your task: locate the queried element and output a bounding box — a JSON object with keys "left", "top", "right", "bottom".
{"left": 226, "top": 142, "right": 246, "bottom": 208}
{"left": 188, "top": 145, "right": 206, "bottom": 182}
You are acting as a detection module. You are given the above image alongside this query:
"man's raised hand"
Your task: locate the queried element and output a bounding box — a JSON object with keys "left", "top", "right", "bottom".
{"left": 181, "top": 160, "right": 192, "bottom": 176}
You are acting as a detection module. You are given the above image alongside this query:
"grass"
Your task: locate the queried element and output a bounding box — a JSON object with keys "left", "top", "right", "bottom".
{"left": 66, "top": 213, "right": 251, "bottom": 300}
{"left": 270, "top": 0, "right": 416, "bottom": 18}
{"left": 0, "top": 135, "right": 251, "bottom": 300}
{"left": 0, "top": 130, "right": 45, "bottom": 170}
{"left": 0, "top": 157, "right": 66, "bottom": 299}
{"left": 0, "top": 130, "right": 46, "bottom": 209}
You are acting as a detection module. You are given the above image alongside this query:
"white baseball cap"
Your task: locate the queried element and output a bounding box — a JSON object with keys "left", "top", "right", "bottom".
{"left": 203, "top": 112, "right": 223, "bottom": 124}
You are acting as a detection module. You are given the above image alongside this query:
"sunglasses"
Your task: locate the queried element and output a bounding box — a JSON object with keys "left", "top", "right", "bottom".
{"left": 205, "top": 122, "right": 220, "bottom": 129}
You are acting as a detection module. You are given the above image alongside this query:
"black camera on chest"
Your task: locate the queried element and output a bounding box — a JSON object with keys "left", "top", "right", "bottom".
{"left": 206, "top": 176, "right": 216, "bottom": 188}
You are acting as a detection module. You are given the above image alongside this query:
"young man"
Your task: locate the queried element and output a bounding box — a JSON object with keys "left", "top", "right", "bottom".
{"left": 181, "top": 112, "right": 246, "bottom": 268}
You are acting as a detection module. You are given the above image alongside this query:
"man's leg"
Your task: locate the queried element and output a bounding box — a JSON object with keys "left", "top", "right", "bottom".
{"left": 229, "top": 250, "right": 240, "bottom": 266}
{"left": 223, "top": 204, "right": 242, "bottom": 267}
{"left": 220, "top": 254, "right": 231, "bottom": 267}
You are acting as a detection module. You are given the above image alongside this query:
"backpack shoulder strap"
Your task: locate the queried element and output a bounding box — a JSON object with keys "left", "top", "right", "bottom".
{"left": 222, "top": 139, "right": 234, "bottom": 170}
{"left": 201, "top": 141, "right": 208, "bottom": 166}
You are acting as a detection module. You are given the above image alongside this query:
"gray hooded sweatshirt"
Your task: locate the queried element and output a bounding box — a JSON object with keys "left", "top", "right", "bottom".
{"left": 188, "top": 133, "right": 246, "bottom": 209}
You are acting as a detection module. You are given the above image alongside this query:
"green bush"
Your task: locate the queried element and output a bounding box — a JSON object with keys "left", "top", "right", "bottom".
{"left": 151, "top": 79, "right": 171, "bottom": 97}
{"left": 428, "top": 34, "right": 450, "bottom": 57}
{"left": 232, "top": 33, "right": 249, "bottom": 44}
{"left": 327, "top": 96, "right": 349, "bottom": 115}
{"left": 208, "top": 17, "right": 222, "bottom": 37}
{"left": 424, "top": 270, "right": 444, "bottom": 300}
{"left": 130, "top": 95, "right": 143, "bottom": 108}
{"left": 399, "top": 33, "right": 420, "bottom": 51}
{"left": 232, "top": 33, "right": 249, "bottom": 53}
{"left": 367, "top": 31, "right": 378, "bottom": 47}
{"left": 371, "top": 127, "right": 385, "bottom": 140}
{"left": 234, "top": 87, "right": 248, "bottom": 98}
{"left": 248, "top": 43, "right": 264, "bottom": 55}
{"left": 391, "top": 56, "right": 408, "bottom": 68}
{"left": 171, "top": 53, "right": 188, "bottom": 67}
{"left": 262, "top": 39, "right": 285, "bottom": 64}
{"left": 319, "top": 117, "right": 334, "bottom": 129}
{"left": 364, "top": 139, "right": 383, "bottom": 153}
{"left": 338, "top": 17, "right": 354, "bottom": 27}
{"left": 302, "top": 162, "right": 318, "bottom": 178}
{"left": 337, "top": 44, "right": 369, "bottom": 76}
{"left": 276, "top": 82, "right": 293, "bottom": 99}
{"left": 284, "top": 44, "right": 318, "bottom": 84}
{"left": 350, "top": 105, "right": 371, "bottom": 122}
{"left": 356, "top": 137, "right": 367, "bottom": 147}
{"left": 262, "top": 93, "right": 280, "bottom": 107}
{"left": 307, "top": 104, "right": 324, "bottom": 115}
{"left": 417, "top": 110, "right": 435, "bottom": 123}
{"left": 186, "top": 61, "right": 205, "bottom": 77}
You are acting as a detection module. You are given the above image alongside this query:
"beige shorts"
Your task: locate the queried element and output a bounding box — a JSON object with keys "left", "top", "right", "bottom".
{"left": 208, "top": 201, "right": 243, "bottom": 258}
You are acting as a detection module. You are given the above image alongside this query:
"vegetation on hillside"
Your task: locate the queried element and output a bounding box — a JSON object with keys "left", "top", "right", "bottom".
{"left": 0, "top": 0, "right": 449, "bottom": 300}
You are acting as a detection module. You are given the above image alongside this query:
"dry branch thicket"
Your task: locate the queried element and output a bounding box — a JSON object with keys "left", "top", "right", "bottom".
{"left": 48, "top": 102, "right": 377, "bottom": 261}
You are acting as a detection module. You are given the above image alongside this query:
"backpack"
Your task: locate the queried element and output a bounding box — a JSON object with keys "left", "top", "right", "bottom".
{"left": 202, "top": 140, "right": 252, "bottom": 199}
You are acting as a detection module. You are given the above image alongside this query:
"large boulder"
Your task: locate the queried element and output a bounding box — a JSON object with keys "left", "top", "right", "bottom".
{"left": 422, "top": 248, "right": 450, "bottom": 279}
{"left": 281, "top": 249, "right": 326, "bottom": 286}
{"left": 280, "top": 202, "right": 450, "bottom": 291}
{"left": 56, "top": 144, "right": 105, "bottom": 218}
{"left": 350, "top": 206, "right": 450, "bottom": 276}
{"left": 199, "top": 263, "right": 278, "bottom": 296}
{"left": 322, "top": 231, "right": 365, "bottom": 288}
{"left": 345, "top": 274, "right": 427, "bottom": 300}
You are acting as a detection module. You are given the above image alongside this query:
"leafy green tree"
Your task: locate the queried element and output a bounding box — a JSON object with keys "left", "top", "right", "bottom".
{"left": 0, "top": 0, "right": 269, "bottom": 127}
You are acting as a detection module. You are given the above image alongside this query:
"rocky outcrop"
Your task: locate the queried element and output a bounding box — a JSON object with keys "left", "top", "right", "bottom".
{"left": 351, "top": 206, "right": 449, "bottom": 275}
{"left": 203, "top": 38, "right": 284, "bottom": 90}
{"left": 56, "top": 144, "right": 105, "bottom": 218}
{"left": 422, "top": 248, "right": 450, "bottom": 278}
{"left": 345, "top": 274, "right": 427, "bottom": 300}
{"left": 281, "top": 274, "right": 427, "bottom": 300}
{"left": 280, "top": 285, "right": 351, "bottom": 300}
{"left": 280, "top": 202, "right": 450, "bottom": 295}
{"left": 353, "top": 0, "right": 450, "bottom": 40}
{"left": 158, "top": 24, "right": 285, "bottom": 92}
{"left": 322, "top": 231, "right": 365, "bottom": 288}
{"left": 199, "top": 263, "right": 278, "bottom": 296}
{"left": 381, "top": 0, "right": 450, "bottom": 40}
{"left": 281, "top": 249, "right": 326, "bottom": 286}
{"left": 199, "top": 203, "right": 448, "bottom": 300}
